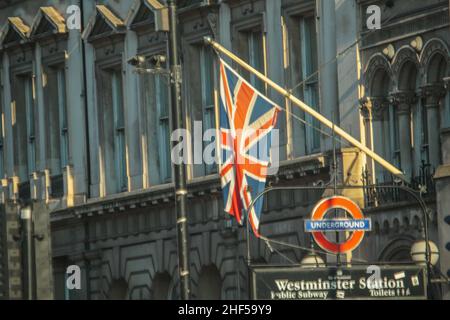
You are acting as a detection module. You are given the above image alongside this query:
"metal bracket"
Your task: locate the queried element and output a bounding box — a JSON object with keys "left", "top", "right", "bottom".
{"left": 133, "top": 68, "right": 170, "bottom": 76}
{"left": 171, "top": 65, "right": 182, "bottom": 85}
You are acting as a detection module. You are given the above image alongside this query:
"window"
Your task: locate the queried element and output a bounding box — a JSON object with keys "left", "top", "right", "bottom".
{"left": 200, "top": 45, "right": 217, "bottom": 175}
{"left": 111, "top": 70, "right": 127, "bottom": 191}
{"left": 299, "top": 17, "right": 320, "bottom": 154}
{"left": 379, "top": 107, "right": 392, "bottom": 182}
{"left": 247, "top": 30, "right": 265, "bottom": 93}
{"left": 420, "top": 102, "right": 429, "bottom": 166}
{"left": 370, "top": 105, "right": 392, "bottom": 183}
{"left": 45, "top": 66, "right": 69, "bottom": 175}
{"left": 235, "top": 27, "right": 266, "bottom": 94}
{"left": 96, "top": 66, "right": 128, "bottom": 194}
{"left": 141, "top": 58, "right": 171, "bottom": 185}
{"left": 389, "top": 105, "right": 401, "bottom": 169}
{"left": 24, "top": 76, "right": 36, "bottom": 177}
{"left": 57, "top": 68, "right": 69, "bottom": 169}
{"left": 288, "top": 14, "right": 320, "bottom": 157}
{"left": 155, "top": 73, "right": 171, "bottom": 183}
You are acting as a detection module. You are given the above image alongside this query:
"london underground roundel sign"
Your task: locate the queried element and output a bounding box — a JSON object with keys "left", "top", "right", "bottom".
{"left": 305, "top": 196, "right": 371, "bottom": 255}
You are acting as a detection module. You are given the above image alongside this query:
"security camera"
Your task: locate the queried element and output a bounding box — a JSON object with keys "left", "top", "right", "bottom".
{"left": 149, "top": 54, "right": 167, "bottom": 68}
{"left": 127, "top": 55, "right": 146, "bottom": 67}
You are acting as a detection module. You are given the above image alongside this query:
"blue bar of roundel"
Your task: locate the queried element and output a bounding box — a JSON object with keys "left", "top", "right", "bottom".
{"left": 304, "top": 219, "right": 372, "bottom": 232}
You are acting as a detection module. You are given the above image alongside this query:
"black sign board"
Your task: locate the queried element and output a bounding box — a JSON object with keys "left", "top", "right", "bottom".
{"left": 251, "top": 265, "right": 427, "bottom": 300}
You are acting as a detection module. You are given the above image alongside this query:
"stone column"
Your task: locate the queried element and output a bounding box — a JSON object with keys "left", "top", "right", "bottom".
{"left": 366, "top": 97, "right": 389, "bottom": 181}
{"left": 360, "top": 97, "right": 374, "bottom": 183}
{"left": 390, "top": 92, "right": 416, "bottom": 178}
{"left": 420, "top": 84, "right": 446, "bottom": 168}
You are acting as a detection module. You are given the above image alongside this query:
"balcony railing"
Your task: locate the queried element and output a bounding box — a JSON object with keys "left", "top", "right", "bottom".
{"left": 362, "top": 161, "right": 436, "bottom": 208}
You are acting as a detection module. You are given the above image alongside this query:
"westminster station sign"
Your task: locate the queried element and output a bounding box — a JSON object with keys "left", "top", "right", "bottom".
{"left": 251, "top": 265, "right": 427, "bottom": 300}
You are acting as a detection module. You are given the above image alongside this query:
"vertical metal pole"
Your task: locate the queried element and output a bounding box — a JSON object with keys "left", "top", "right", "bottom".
{"left": 421, "top": 194, "right": 432, "bottom": 299}
{"left": 22, "top": 206, "right": 34, "bottom": 300}
{"left": 80, "top": 0, "right": 92, "bottom": 300}
{"left": 167, "top": 0, "right": 190, "bottom": 300}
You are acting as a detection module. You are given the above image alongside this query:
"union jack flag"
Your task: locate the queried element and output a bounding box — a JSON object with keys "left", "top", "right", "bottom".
{"left": 219, "top": 59, "right": 280, "bottom": 237}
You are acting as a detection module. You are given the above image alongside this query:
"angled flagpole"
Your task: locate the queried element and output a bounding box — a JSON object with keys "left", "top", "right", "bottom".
{"left": 204, "top": 37, "right": 407, "bottom": 183}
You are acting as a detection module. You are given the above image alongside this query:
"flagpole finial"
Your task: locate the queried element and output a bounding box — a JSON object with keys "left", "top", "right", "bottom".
{"left": 203, "top": 36, "right": 213, "bottom": 45}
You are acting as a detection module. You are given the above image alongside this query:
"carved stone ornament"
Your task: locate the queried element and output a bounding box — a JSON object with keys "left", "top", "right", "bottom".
{"left": 420, "top": 84, "right": 446, "bottom": 107}
{"left": 389, "top": 91, "right": 417, "bottom": 114}
{"left": 360, "top": 97, "right": 389, "bottom": 121}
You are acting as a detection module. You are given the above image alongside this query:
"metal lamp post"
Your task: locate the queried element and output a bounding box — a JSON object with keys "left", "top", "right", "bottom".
{"left": 166, "top": 0, "right": 191, "bottom": 301}
{"left": 129, "top": 0, "right": 191, "bottom": 300}
{"left": 19, "top": 205, "right": 35, "bottom": 300}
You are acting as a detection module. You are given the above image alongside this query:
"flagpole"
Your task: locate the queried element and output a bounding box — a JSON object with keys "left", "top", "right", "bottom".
{"left": 204, "top": 37, "right": 408, "bottom": 183}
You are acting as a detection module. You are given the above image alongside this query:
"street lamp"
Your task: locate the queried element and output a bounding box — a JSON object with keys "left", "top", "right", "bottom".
{"left": 300, "top": 253, "right": 326, "bottom": 268}
{"left": 128, "top": 0, "right": 191, "bottom": 300}
{"left": 411, "top": 240, "right": 440, "bottom": 267}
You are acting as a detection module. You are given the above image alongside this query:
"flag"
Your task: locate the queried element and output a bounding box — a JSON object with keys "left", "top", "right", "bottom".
{"left": 218, "top": 59, "right": 280, "bottom": 237}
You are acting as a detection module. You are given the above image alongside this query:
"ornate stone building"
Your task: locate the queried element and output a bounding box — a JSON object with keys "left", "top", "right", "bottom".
{"left": 0, "top": 0, "right": 448, "bottom": 300}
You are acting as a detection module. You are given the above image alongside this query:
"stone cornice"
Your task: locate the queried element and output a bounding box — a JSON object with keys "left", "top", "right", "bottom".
{"left": 49, "top": 155, "right": 329, "bottom": 220}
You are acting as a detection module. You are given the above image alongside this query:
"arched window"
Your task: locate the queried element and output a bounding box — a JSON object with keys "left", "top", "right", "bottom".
{"left": 421, "top": 50, "right": 448, "bottom": 169}
{"left": 197, "top": 265, "right": 222, "bottom": 300}
{"left": 364, "top": 55, "right": 393, "bottom": 182}
{"left": 109, "top": 278, "right": 128, "bottom": 300}
{"left": 150, "top": 272, "right": 172, "bottom": 300}
{"left": 391, "top": 51, "right": 420, "bottom": 179}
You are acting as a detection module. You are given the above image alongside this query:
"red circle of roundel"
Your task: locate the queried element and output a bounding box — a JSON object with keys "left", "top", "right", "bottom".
{"left": 310, "top": 196, "right": 365, "bottom": 254}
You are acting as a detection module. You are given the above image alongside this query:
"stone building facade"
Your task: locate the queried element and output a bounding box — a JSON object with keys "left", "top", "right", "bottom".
{"left": 0, "top": 0, "right": 448, "bottom": 300}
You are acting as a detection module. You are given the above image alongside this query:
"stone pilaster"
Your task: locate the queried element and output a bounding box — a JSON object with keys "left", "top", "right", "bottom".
{"left": 442, "top": 78, "right": 450, "bottom": 164}
{"left": 3, "top": 201, "right": 23, "bottom": 299}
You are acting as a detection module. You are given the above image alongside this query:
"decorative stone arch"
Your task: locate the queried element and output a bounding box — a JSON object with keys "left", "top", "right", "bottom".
{"left": 392, "top": 218, "right": 400, "bottom": 233}
{"left": 378, "top": 235, "right": 416, "bottom": 263}
{"left": 403, "top": 216, "right": 410, "bottom": 231}
{"left": 382, "top": 219, "right": 390, "bottom": 235}
{"left": 391, "top": 46, "right": 420, "bottom": 91}
{"left": 150, "top": 271, "right": 174, "bottom": 300}
{"left": 419, "top": 38, "right": 450, "bottom": 85}
{"left": 412, "top": 214, "right": 423, "bottom": 231}
{"left": 373, "top": 221, "right": 381, "bottom": 235}
{"left": 197, "top": 264, "right": 222, "bottom": 300}
{"left": 364, "top": 53, "right": 394, "bottom": 96}
{"left": 109, "top": 278, "right": 129, "bottom": 300}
